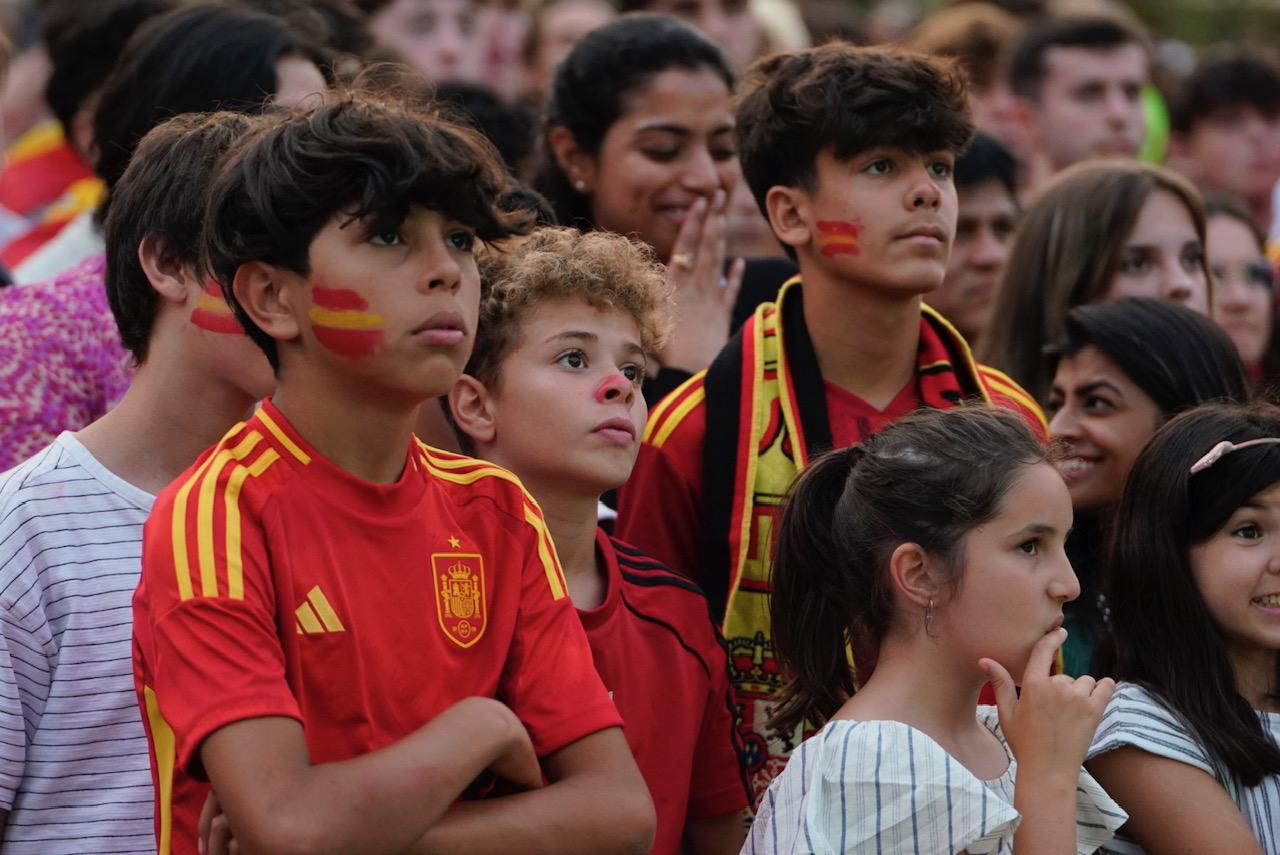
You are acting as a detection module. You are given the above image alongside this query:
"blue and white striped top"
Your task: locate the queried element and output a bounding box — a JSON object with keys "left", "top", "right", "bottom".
{"left": 745, "top": 707, "right": 1125, "bottom": 854}
{"left": 1087, "top": 682, "right": 1280, "bottom": 854}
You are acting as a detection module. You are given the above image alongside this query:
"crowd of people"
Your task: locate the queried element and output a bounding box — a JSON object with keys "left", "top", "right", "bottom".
{"left": 0, "top": 0, "right": 1277, "bottom": 853}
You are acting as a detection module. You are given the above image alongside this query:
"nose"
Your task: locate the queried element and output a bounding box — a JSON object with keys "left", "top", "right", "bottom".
{"left": 419, "top": 243, "right": 463, "bottom": 294}
{"left": 594, "top": 371, "right": 634, "bottom": 404}
{"left": 1049, "top": 401, "right": 1080, "bottom": 443}
{"left": 1216, "top": 270, "right": 1254, "bottom": 313}
{"left": 1051, "top": 559, "right": 1082, "bottom": 604}
{"left": 906, "top": 164, "right": 941, "bottom": 210}
{"left": 1161, "top": 260, "right": 1202, "bottom": 306}
{"left": 682, "top": 145, "right": 722, "bottom": 196}
{"left": 967, "top": 226, "right": 1006, "bottom": 270}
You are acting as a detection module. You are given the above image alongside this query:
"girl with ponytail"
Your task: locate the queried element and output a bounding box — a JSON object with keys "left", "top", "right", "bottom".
{"left": 748, "top": 407, "right": 1125, "bottom": 854}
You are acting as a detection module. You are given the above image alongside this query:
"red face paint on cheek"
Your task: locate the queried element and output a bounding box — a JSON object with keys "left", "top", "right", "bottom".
{"left": 308, "top": 285, "right": 386, "bottom": 358}
{"left": 816, "top": 220, "right": 862, "bottom": 257}
{"left": 190, "top": 280, "right": 246, "bottom": 335}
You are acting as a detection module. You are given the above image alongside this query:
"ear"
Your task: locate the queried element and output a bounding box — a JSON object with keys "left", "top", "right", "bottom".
{"left": 547, "top": 124, "right": 598, "bottom": 195}
{"left": 232, "top": 260, "right": 301, "bottom": 344}
{"left": 138, "top": 234, "right": 190, "bottom": 305}
{"left": 887, "top": 542, "right": 939, "bottom": 612}
{"left": 448, "top": 374, "right": 497, "bottom": 447}
{"left": 765, "top": 185, "right": 812, "bottom": 253}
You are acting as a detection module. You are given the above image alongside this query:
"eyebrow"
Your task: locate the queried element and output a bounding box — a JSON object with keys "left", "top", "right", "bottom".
{"left": 633, "top": 121, "right": 734, "bottom": 136}
{"left": 544, "top": 330, "right": 646, "bottom": 357}
{"left": 1012, "top": 523, "right": 1059, "bottom": 538}
{"left": 1076, "top": 380, "right": 1123, "bottom": 397}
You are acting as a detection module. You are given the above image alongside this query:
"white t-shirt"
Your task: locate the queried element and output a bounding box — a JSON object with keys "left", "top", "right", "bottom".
{"left": 1087, "top": 681, "right": 1280, "bottom": 854}
{"left": 0, "top": 433, "right": 155, "bottom": 853}
{"left": 746, "top": 707, "right": 1125, "bottom": 855}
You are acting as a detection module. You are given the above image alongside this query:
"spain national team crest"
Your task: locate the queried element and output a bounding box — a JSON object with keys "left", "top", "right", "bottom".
{"left": 431, "top": 553, "right": 487, "bottom": 648}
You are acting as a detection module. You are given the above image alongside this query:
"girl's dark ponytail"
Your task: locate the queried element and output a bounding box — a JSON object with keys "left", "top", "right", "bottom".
{"left": 769, "top": 446, "right": 864, "bottom": 735}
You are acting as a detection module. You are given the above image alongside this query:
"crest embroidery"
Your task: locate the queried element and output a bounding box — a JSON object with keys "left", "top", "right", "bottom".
{"left": 431, "top": 552, "right": 487, "bottom": 648}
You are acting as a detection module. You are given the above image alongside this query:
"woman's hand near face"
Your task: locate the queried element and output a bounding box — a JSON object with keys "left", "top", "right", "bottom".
{"left": 658, "top": 188, "right": 745, "bottom": 374}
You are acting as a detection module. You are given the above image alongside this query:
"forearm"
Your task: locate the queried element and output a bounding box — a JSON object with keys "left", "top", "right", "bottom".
{"left": 1010, "top": 767, "right": 1078, "bottom": 855}
{"left": 208, "top": 699, "right": 524, "bottom": 855}
{"left": 411, "top": 728, "right": 654, "bottom": 855}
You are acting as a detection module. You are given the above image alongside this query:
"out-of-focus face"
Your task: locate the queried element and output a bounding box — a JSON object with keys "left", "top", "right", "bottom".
{"left": 273, "top": 56, "right": 328, "bottom": 109}
{"left": 1106, "top": 188, "right": 1210, "bottom": 314}
{"left": 368, "top": 0, "right": 487, "bottom": 84}
{"left": 586, "top": 66, "right": 737, "bottom": 262}
{"left": 525, "top": 0, "right": 615, "bottom": 99}
{"left": 1208, "top": 213, "right": 1274, "bottom": 368}
{"left": 1028, "top": 43, "right": 1147, "bottom": 170}
{"left": 933, "top": 462, "right": 1079, "bottom": 681}
{"left": 1182, "top": 105, "right": 1280, "bottom": 206}
{"left": 929, "top": 178, "right": 1018, "bottom": 344}
{"left": 640, "top": 0, "right": 758, "bottom": 71}
{"left": 1047, "top": 344, "right": 1162, "bottom": 514}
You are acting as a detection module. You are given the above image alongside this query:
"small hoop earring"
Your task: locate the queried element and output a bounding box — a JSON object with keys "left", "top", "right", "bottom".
{"left": 925, "top": 596, "right": 936, "bottom": 638}
{"left": 573, "top": 179, "right": 586, "bottom": 192}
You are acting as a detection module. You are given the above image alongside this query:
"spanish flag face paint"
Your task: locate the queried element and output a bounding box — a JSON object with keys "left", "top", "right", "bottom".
{"left": 190, "top": 279, "right": 245, "bottom": 335}
{"left": 816, "top": 220, "right": 863, "bottom": 258}
{"left": 308, "top": 285, "right": 386, "bottom": 359}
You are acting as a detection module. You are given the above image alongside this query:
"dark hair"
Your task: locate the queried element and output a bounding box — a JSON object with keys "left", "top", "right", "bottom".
{"left": 1171, "top": 54, "right": 1280, "bottom": 135}
{"left": 436, "top": 81, "right": 536, "bottom": 175}
{"left": 538, "top": 14, "right": 733, "bottom": 228}
{"left": 1053, "top": 297, "right": 1249, "bottom": 418}
{"left": 205, "top": 92, "right": 528, "bottom": 369}
{"left": 735, "top": 43, "right": 973, "bottom": 260}
{"left": 770, "top": 406, "right": 1047, "bottom": 734}
{"left": 1007, "top": 15, "right": 1147, "bottom": 101}
{"left": 1100, "top": 402, "right": 1280, "bottom": 786}
{"left": 93, "top": 3, "right": 308, "bottom": 225}
{"left": 43, "top": 0, "right": 175, "bottom": 144}
{"left": 954, "top": 131, "right": 1018, "bottom": 199}
{"left": 104, "top": 111, "right": 258, "bottom": 364}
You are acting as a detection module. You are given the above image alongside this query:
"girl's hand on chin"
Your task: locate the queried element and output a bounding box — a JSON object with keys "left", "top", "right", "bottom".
{"left": 979, "top": 628, "right": 1115, "bottom": 780}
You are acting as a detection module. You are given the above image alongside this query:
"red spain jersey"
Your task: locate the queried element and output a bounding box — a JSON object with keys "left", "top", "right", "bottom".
{"left": 582, "top": 532, "right": 749, "bottom": 855}
{"left": 133, "top": 399, "right": 621, "bottom": 855}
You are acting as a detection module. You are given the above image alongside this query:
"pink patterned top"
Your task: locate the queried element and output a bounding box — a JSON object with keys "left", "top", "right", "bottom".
{"left": 0, "top": 254, "right": 133, "bottom": 470}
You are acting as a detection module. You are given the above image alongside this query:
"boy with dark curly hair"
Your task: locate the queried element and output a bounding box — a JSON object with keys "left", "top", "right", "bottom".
{"left": 132, "top": 95, "right": 654, "bottom": 855}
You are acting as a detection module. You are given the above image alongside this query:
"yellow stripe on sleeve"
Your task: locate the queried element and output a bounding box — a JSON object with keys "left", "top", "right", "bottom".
{"left": 143, "top": 686, "right": 176, "bottom": 855}
{"left": 196, "top": 434, "right": 262, "bottom": 598}
{"left": 523, "top": 503, "right": 567, "bottom": 600}
{"left": 257, "top": 408, "right": 312, "bottom": 465}
{"left": 650, "top": 387, "right": 706, "bottom": 449}
{"left": 223, "top": 448, "right": 279, "bottom": 600}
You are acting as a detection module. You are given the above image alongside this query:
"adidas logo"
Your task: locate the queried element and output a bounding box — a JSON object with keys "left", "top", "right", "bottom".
{"left": 295, "top": 585, "right": 346, "bottom": 634}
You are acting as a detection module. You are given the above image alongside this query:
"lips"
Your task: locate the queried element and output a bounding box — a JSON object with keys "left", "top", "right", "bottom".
{"left": 1252, "top": 593, "right": 1280, "bottom": 608}
{"left": 896, "top": 223, "right": 948, "bottom": 243}
{"left": 592, "top": 416, "right": 636, "bottom": 445}
{"left": 411, "top": 310, "right": 467, "bottom": 347}
{"left": 1054, "top": 457, "right": 1099, "bottom": 481}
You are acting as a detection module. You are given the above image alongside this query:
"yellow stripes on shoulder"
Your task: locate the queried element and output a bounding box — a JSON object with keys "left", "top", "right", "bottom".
{"left": 169, "top": 428, "right": 281, "bottom": 602}
{"left": 642, "top": 371, "right": 707, "bottom": 448}
{"left": 978, "top": 365, "right": 1048, "bottom": 433}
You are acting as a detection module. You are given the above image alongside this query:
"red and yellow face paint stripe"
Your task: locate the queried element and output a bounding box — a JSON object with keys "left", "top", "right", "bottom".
{"left": 816, "top": 220, "right": 862, "bottom": 257}
{"left": 190, "top": 280, "right": 245, "bottom": 335}
{"left": 308, "top": 286, "right": 385, "bottom": 358}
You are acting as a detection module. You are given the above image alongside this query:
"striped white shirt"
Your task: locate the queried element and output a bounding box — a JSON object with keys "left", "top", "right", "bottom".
{"left": 746, "top": 707, "right": 1125, "bottom": 854}
{"left": 0, "top": 434, "right": 154, "bottom": 853}
{"left": 1087, "top": 682, "right": 1280, "bottom": 854}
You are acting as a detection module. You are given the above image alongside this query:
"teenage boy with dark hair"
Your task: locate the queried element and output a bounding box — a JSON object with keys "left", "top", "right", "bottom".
{"left": 132, "top": 94, "right": 654, "bottom": 855}
{"left": 449, "top": 226, "right": 749, "bottom": 855}
{"left": 0, "top": 110, "right": 270, "bottom": 854}
{"left": 928, "top": 132, "right": 1020, "bottom": 348}
{"left": 1007, "top": 14, "right": 1148, "bottom": 191}
{"left": 616, "top": 43, "right": 1046, "bottom": 801}
{"left": 1169, "top": 54, "right": 1280, "bottom": 235}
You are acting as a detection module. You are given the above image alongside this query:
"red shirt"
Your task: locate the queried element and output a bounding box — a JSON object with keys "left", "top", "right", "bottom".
{"left": 581, "top": 532, "right": 749, "bottom": 854}
{"left": 617, "top": 319, "right": 1040, "bottom": 583}
{"left": 133, "top": 400, "right": 620, "bottom": 854}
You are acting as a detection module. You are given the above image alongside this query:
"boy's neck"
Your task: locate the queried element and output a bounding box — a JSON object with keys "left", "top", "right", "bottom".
{"left": 511, "top": 478, "right": 606, "bottom": 610}
{"left": 272, "top": 371, "right": 419, "bottom": 484}
{"left": 75, "top": 357, "right": 256, "bottom": 496}
{"left": 799, "top": 265, "right": 923, "bottom": 410}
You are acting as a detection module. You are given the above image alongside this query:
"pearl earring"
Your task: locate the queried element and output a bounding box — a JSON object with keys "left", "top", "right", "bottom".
{"left": 574, "top": 180, "right": 586, "bottom": 192}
